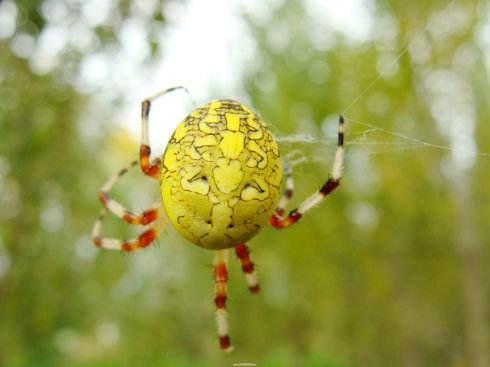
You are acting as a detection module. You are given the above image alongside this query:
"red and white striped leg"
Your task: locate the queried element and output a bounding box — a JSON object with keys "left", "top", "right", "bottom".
{"left": 270, "top": 115, "right": 344, "bottom": 229}
{"left": 98, "top": 160, "right": 160, "bottom": 225}
{"left": 274, "top": 166, "right": 294, "bottom": 218}
{"left": 91, "top": 208, "right": 167, "bottom": 252}
{"left": 140, "top": 86, "right": 190, "bottom": 178}
{"left": 235, "top": 243, "right": 260, "bottom": 293}
{"left": 273, "top": 165, "right": 294, "bottom": 218}
{"left": 213, "top": 250, "right": 233, "bottom": 352}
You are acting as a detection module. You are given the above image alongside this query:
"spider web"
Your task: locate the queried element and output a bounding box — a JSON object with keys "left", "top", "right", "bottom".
{"left": 277, "top": 0, "right": 490, "bottom": 171}
{"left": 277, "top": 116, "right": 490, "bottom": 166}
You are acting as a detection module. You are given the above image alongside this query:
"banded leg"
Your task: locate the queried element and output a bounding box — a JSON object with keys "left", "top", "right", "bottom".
{"left": 98, "top": 160, "right": 160, "bottom": 225}
{"left": 235, "top": 243, "right": 260, "bottom": 293}
{"left": 140, "top": 86, "right": 191, "bottom": 178}
{"left": 273, "top": 164, "right": 294, "bottom": 218}
{"left": 213, "top": 250, "right": 233, "bottom": 352}
{"left": 270, "top": 115, "right": 344, "bottom": 229}
{"left": 91, "top": 207, "right": 167, "bottom": 251}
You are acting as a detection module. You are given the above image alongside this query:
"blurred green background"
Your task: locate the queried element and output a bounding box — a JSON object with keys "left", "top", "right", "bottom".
{"left": 1, "top": 0, "right": 489, "bottom": 366}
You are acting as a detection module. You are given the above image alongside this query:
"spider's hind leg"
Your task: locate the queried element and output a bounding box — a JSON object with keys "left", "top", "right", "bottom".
{"left": 92, "top": 208, "right": 167, "bottom": 251}
{"left": 92, "top": 159, "right": 167, "bottom": 251}
{"left": 235, "top": 243, "right": 260, "bottom": 293}
{"left": 273, "top": 164, "right": 294, "bottom": 219}
{"left": 213, "top": 250, "right": 233, "bottom": 352}
{"left": 98, "top": 160, "right": 160, "bottom": 225}
{"left": 270, "top": 115, "right": 344, "bottom": 229}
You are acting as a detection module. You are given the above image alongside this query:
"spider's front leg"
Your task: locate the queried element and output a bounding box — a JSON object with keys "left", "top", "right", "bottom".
{"left": 140, "top": 86, "right": 190, "bottom": 178}
{"left": 270, "top": 115, "right": 344, "bottom": 229}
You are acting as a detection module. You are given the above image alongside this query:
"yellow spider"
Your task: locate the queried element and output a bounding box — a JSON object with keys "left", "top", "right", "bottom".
{"left": 92, "top": 87, "right": 344, "bottom": 352}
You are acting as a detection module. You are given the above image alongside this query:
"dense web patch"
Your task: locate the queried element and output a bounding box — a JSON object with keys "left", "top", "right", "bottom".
{"left": 276, "top": 117, "right": 490, "bottom": 173}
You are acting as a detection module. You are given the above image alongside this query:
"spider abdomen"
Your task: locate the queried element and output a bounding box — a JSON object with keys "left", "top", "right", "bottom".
{"left": 160, "top": 99, "right": 282, "bottom": 249}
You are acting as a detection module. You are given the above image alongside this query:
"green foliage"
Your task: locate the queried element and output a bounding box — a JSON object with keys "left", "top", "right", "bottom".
{"left": 1, "top": 0, "right": 489, "bottom": 366}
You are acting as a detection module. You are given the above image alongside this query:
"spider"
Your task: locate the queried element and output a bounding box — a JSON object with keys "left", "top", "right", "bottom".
{"left": 91, "top": 87, "right": 344, "bottom": 352}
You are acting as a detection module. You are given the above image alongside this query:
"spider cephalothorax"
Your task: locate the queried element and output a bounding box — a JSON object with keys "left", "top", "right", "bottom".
{"left": 92, "top": 87, "right": 344, "bottom": 352}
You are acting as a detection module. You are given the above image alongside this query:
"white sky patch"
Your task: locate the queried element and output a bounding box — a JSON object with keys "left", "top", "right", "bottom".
{"left": 0, "top": 0, "right": 17, "bottom": 39}
{"left": 40, "top": 199, "right": 65, "bottom": 232}
{"left": 11, "top": 0, "right": 482, "bottom": 172}
{"left": 119, "top": 16, "right": 150, "bottom": 63}
{"left": 347, "top": 202, "right": 379, "bottom": 231}
{"left": 63, "top": 0, "right": 371, "bottom": 154}
{"left": 30, "top": 24, "right": 68, "bottom": 74}
{"left": 117, "top": 0, "right": 259, "bottom": 152}
{"left": 303, "top": 0, "right": 375, "bottom": 46}
{"left": 476, "top": 3, "right": 490, "bottom": 75}
{"left": 427, "top": 2, "right": 471, "bottom": 42}
{"left": 11, "top": 33, "right": 36, "bottom": 59}
{"left": 422, "top": 69, "right": 477, "bottom": 172}
{"left": 81, "top": 0, "right": 114, "bottom": 27}
{"left": 0, "top": 0, "right": 372, "bottom": 157}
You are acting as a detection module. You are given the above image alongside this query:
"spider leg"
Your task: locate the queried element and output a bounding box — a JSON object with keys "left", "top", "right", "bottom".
{"left": 91, "top": 207, "right": 167, "bottom": 251}
{"left": 273, "top": 164, "right": 294, "bottom": 218}
{"left": 213, "top": 249, "right": 233, "bottom": 352}
{"left": 140, "top": 86, "right": 191, "bottom": 178}
{"left": 270, "top": 115, "right": 344, "bottom": 229}
{"left": 98, "top": 160, "right": 160, "bottom": 225}
{"left": 234, "top": 243, "right": 260, "bottom": 293}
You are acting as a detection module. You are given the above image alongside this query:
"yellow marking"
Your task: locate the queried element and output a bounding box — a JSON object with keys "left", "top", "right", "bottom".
{"left": 209, "top": 193, "right": 220, "bottom": 204}
{"left": 246, "top": 158, "right": 257, "bottom": 168}
{"left": 190, "top": 109, "right": 205, "bottom": 119}
{"left": 205, "top": 114, "right": 221, "bottom": 123}
{"left": 202, "top": 151, "right": 213, "bottom": 161}
{"left": 178, "top": 191, "right": 213, "bottom": 220}
{"left": 213, "top": 158, "right": 243, "bottom": 194}
{"left": 212, "top": 202, "right": 233, "bottom": 230}
{"left": 266, "top": 162, "right": 282, "bottom": 187}
{"left": 242, "top": 104, "right": 252, "bottom": 113}
{"left": 246, "top": 116, "right": 263, "bottom": 139}
{"left": 232, "top": 200, "right": 269, "bottom": 226}
{"left": 173, "top": 191, "right": 214, "bottom": 242}
{"left": 219, "top": 131, "right": 245, "bottom": 159}
{"left": 209, "top": 100, "right": 221, "bottom": 112}
{"left": 241, "top": 176, "right": 269, "bottom": 201}
{"left": 181, "top": 134, "right": 195, "bottom": 143}
{"left": 178, "top": 215, "right": 211, "bottom": 239}
{"left": 181, "top": 166, "right": 210, "bottom": 195}
{"left": 247, "top": 141, "right": 267, "bottom": 169}
{"left": 163, "top": 144, "right": 179, "bottom": 171}
{"left": 199, "top": 114, "right": 221, "bottom": 133}
{"left": 173, "top": 123, "right": 187, "bottom": 141}
{"left": 225, "top": 113, "right": 240, "bottom": 131}
{"left": 270, "top": 139, "right": 279, "bottom": 156}
{"left": 200, "top": 202, "right": 234, "bottom": 248}
{"left": 189, "top": 145, "right": 201, "bottom": 159}
{"left": 194, "top": 135, "right": 218, "bottom": 147}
